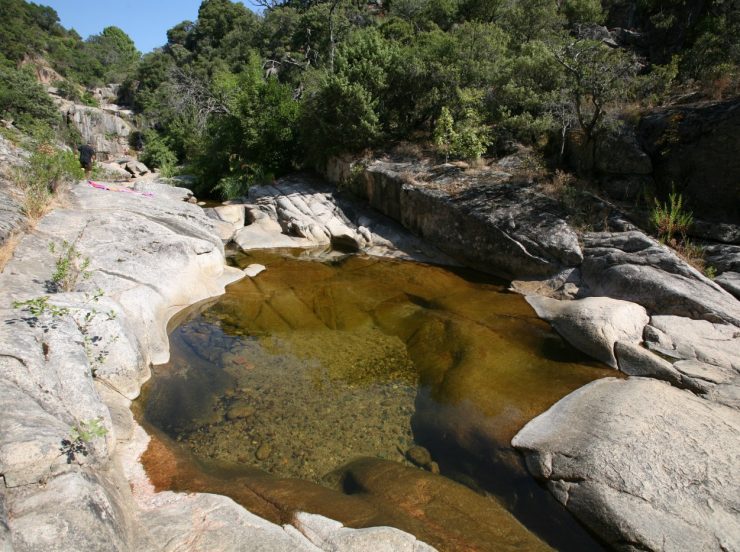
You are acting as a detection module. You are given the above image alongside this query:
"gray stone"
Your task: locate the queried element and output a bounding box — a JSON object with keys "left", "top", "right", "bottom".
{"left": 292, "top": 512, "right": 437, "bottom": 552}
{"left": 0, "top": 485, "right": 10, "bottom": 552}
{"left": 141, "top": 493, "right": 319, "bottom": 552}
{"left": 244, "top": 263, "right": 266, "bottom": 278}
{"left": 210, "top": 204, "right": 245, "bottom": 226}
{"left": 581, "top": 231, "right": 740, "bottom": 326}
{"left": 353, "top": 161, "right": 583, "bottom": 279}
{"left": 205, "top": 204, "right": 245, "bottom": 241}
{"left": 235, "top": 176, "right": 456, "bottom": 266}
{"left": 0, "top": 189, "right": 25, "bottom": 248}
{"left": 644, "top": 316, "right": 740, "bottom": 371}
{"left": 594, "top": 127, "right": 653, "bottom": 175}
{"left": 526, "top": 296, "right": 648, "bottom": 368}
{"left": 8, "top": 471, "right": 130, "bottom": 552}
{"left": 600, "top": 175, "right": 652, "bottom": 201}
{"left": 56, "top": 99, "right": 133, "bottom": 160}
{"left": 512, "top": 378, "right": 740, "bottom": 552}
{"left": 704, "top": 244, "right": 740, "bottom": 273}
{"left": 715, "top": 272, "right": 740, "bottom": 300}
{"left": 613, "top": 341, "right": 683, "bottom": 386}
{"left": 124, "top": 160, "right": 149, "bottom": 178}
{"left": 97, "top": 162, "right": 131, "bottom": 180}
{"left": 692, "top": 221, "right": 740, "bottom": 245}
{"left": 639, "top": 98, "right": 740, "bottom": 224}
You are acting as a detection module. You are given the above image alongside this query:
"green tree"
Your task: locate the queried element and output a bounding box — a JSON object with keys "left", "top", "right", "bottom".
{"left": 434, "top": 106, "right": 456, "bottom": 162}
{"left": 552, "top": 39, "right": 637, "bottom": 143}
{"left": 300, "top": 71, "right": 380, "bottom": 162}
{"left": 0, "top": 67, "right": 60, "bottom": 132}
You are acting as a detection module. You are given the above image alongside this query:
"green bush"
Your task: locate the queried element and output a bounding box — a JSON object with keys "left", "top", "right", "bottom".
{"left": 0, "top": 67, "right": 60, "bottom": 133}
{"left": 13, "top": 145, "right": 83, "bottom": 218}
{"left": 140, "top": 130, "right": 178, "bottom": 173}
{"left": 651, "top": 188, "right": 693, "bottom": 243}
{"left": 434, "top": 105, "right": 491, "bottom": 161}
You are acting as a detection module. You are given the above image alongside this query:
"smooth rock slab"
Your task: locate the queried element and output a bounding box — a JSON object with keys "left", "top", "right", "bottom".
{"left": 526, "top": 296, "right": 648, "bottom": 368}
{"left": 292, "top": 513, "right": 436, "bottom": 552}
{"left": 512, "top": 378, "right": 740, "bottom": 551}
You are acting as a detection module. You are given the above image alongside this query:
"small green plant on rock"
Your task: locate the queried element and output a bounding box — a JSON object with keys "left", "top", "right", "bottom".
{"left": 650, "top": 188, "right": 693, "bottom": 244}
{"left": 53, "top": 243, "right": 91, "bottom": 289}
{"left": 60, "top": 417, "right": 108, "bottom": 464}
{"left": 49, "top": 239, "right": 93, "bottom": 292}
{"left": 11, "top": 296, "right": 70, "bottom": 319}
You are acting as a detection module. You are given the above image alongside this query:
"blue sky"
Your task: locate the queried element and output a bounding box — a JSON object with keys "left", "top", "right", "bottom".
{"left": 40, "top": 1, "right": 259, "bottom": 53}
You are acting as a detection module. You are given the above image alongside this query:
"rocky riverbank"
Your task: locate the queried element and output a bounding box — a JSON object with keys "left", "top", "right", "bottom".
{"left": 311, "top": 156, "right": 739, "bottom": 551}
{"left": 0, "top": 179, "right": 435, "bottom": 551}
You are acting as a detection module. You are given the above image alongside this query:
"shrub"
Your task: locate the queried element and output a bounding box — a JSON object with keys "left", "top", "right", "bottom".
{"left": 139, "top": 130, "right": 178, "bottom": 173}
{"left": 13, "top": 145, "right": 83, "bottom": 219}
{"left": 61, "top": 418, "right": 108, "bottom": 463}
{"left": 49, "top": 239, "right": 92, "bottom": 293}
{"left": 0, "top": 66, "right": 60, "bottom": 133}
{"left": 434, "top": 105, "right": 491, "bottom": 161}
{"left": 651, "top": 188, "right": 693, "bottom": 243}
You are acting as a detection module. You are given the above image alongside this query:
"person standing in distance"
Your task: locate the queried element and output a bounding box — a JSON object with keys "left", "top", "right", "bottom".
{"left": 77, "top": 144, "right": 96, "bottom": 178}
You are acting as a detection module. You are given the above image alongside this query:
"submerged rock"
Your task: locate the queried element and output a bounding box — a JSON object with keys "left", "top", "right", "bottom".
{"left": 341, "top": 458, "right": 553, "bottom": 552}
{"left": 405, "top": 445, "right": 433, "bottom": 469}
{"left": 244, "top": 263, "right": 266, "bottom": 277}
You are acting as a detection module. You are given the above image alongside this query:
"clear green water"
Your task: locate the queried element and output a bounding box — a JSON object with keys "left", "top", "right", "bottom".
{"left": 137, "top": 249, "right": 610, "bottom": 551}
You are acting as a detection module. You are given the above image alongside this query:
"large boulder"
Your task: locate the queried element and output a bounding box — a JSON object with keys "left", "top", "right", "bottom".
{"left": 526, "top": 296, "right": 648, "bottom": 368}
{"left": 580, "top": 231, "right": 740, "bottom": 326}
{"left": 57, "top": 99, "right": 134, "bottom": 160}
{"left": 236, "top": 179, "right": 366, "bottom": 251}
{"left": 512, "top": 377, "right": 740, "bottom": 551}
{"left": 204, "top": 204, "right": 246, "bottom": 242}
{"left": 345, "top": 161, "right": 582, "bottom": 279}
{"left": 639, "top": 98, "right": 740, "bottom": 224}
{"left": 566, "top": 126, "right": 652, "bottom": 177}
{"left": 235, "top": 176, "right": 454, "bottom": 265}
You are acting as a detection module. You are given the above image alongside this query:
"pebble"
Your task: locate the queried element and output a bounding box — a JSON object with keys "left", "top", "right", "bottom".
{"left": 406, "top": 445, "right": 433, "bottom": 468}
{"left": 226, "top": 404, "right": 255, "bottom": 420}
{"left": 255, "top": 443, "right": 273, "bottom": 461}
{"left": 244, "top": 264, "right": 266, "bottom": 277}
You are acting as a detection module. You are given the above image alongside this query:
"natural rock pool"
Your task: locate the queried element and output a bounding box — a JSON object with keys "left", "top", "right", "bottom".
{"left": 136, "top": 248, "right": 611, "bottom": 551}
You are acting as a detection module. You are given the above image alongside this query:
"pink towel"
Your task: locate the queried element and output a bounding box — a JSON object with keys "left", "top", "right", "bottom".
{"left": 88, "top": 180, "right": 154, "bottom": 198}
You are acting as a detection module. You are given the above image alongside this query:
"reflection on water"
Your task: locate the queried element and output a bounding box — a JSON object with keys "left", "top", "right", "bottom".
{"left": 138, "top": 249, "right": 610, "bottom": 551}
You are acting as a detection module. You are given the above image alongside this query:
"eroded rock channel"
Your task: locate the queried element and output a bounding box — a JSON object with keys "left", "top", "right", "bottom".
{"left": 136, "top": 248, "right": 610, "bottom": 551}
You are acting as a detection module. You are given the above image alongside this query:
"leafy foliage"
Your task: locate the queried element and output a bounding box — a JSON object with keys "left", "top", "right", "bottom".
{"left": 0, "top": 67, "right": 60, "bottom": 132}
{"left": 12, "top": 145, "right": 83, "bottom": 219}
{"left": 4, "top": 0, "right": 736, "bottom": 198}
{"left": 651, "top": 188, "right": 693, "bottom": 243}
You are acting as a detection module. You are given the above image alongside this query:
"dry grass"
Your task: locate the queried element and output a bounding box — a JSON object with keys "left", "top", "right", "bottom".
{"left": 671, "top": 239, "right": 707, "bottom": 274}
{"left": 541, "top": 169, "right": 576, "bottom": 199}
{"left": 0, "top": 232, "right": 22, "bottom": 273}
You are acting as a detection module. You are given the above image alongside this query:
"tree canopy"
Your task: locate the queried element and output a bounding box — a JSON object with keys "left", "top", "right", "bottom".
{"left": 2, "top": 0, "right": 737, "bottom": 197}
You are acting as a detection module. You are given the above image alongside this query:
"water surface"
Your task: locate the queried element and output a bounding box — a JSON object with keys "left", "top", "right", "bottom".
{"left": 137, "top": 249, "right": 610, "bottom": 551}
